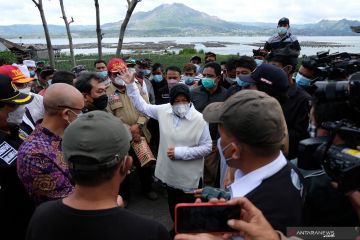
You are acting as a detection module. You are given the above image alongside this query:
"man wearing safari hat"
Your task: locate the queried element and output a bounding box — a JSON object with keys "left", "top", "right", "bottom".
{"left": 25, "top": 111, "right": 171, "bottom": 240}
{"left": 106, "top": 58, "right": 158, "bottom": 203}
{"left": 0, "top": 74, "right": 35, "bottom": 239}
{"left": 0, "top": 65, "right": 45, "bottom": 135}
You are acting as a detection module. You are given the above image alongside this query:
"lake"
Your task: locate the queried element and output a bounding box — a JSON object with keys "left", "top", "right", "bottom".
{"left": 9, "top": 36, "right": 360, "bottom": 56}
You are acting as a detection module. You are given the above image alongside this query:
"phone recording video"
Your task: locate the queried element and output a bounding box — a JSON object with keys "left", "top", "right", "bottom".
{"left": 175, "top": 202, "right": 241, "bottom": 234}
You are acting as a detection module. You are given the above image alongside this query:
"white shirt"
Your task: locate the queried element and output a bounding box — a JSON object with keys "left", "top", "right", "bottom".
{"left": 22, "top": 93, "right": 44, "bottom": 129}
{"left": 230, "top": 151, "right": 287, "bottom": 198}
{"left": 126, "top": 82, "right": 212, "bottom": 161}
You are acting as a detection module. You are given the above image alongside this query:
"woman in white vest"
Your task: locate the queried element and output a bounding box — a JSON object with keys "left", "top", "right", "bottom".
{"left": 119, "top": 68, "right": 212, "bottom": 221}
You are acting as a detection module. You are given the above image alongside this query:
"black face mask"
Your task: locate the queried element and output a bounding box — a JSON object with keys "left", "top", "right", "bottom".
{"left": 92, "top": 94, "right": 108, "bottom": 110}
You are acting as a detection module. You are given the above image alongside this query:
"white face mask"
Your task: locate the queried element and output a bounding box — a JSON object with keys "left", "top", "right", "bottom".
{"left": 18, "top": 87, "right": 31, "bottom": 94}
{"left": 172, "top": 103, "right": 191, "bottom": 118}
{"left": 7, "top": 105, "right": 26, "bottom": 125}
{"left": 113, "top": 76, "right": 125, "bottom": 86}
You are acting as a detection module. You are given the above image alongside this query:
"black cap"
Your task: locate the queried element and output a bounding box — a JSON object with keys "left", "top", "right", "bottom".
{"left": 278, "top": 17, "right": 289, "bottom": 25}
{"left": 240, "top": 64, "right": 289, "bottom": 93}
{"left": 169, "top": 84, "right": 190, "bottom": 105}
{"left": 0, "top": 74, "right": 33, "bottom": 105}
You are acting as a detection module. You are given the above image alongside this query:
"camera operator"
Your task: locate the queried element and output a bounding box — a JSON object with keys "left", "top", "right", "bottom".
{"left": 298, "top": 95, "right": 359, "bottom": 226}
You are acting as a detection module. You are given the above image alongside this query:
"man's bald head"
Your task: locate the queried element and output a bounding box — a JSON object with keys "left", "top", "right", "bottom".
{"left": 44, "top": 83, "right": 84, "bottom": 115}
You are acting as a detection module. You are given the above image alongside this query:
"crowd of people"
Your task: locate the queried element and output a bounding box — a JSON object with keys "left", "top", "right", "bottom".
{"left": 0, "top": 17, "right": 360, "bottom": 240}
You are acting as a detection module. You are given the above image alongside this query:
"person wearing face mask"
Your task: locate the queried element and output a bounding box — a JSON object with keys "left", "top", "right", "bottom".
{"left": 106, "top": 58, "right": 158, "bottom": 203}
{"left": 0, "top": 65, "right": 45, "bottom": 137}
{"left": 0, "top": 74, "right": 35, "bottom": 240}
{"left": 295, "top": 56, "right": 322, "bottom": 95}
{"left": 190, "top": 55, "right": 203, "bottom": 75}
{"left": 35, "top": 66, "right": 56, "bottom": 96}
{"left": 150, "top": 63, "right": 166, "bottom": 99}
{"left": 266, "top": 48, "right": 311, "bottom": 160}
{"left": 17, "top": 83, "right": 84, "bottom": 206}
{"left": 23, "top": 59, "right": 37, "bottom": 78}
{"left": 226, "top": 56, "right": 257, "bottom": 98}
{"left": 94, "top": 59, "right": 111, "bottom": 87}
{"left": 181, "top": 63, "right": 198, "bottom": 89}
{"left": 190, "top": 62, "right": 227, "bottom": 187}
{"left": 120, "top": 69, "right": 212, "bottom": 226}
{"left": 75, "top": 72, "right": 108, "bottom": 112}
{"left": 135, "top": 59, "right": 155, "bottom": 104}
{"left": 203, "top": 90, "right": 305, "bottom": 235}
{"left": 264, "top": 17, "right": 301, "bottom": 53}
{"left": 156, "top": 66, "right": 182, "bottom": 105}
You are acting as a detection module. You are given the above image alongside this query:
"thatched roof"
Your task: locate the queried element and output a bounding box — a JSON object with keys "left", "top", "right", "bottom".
{"left": 0, "top": 37, "right": 29, "bottom": 52}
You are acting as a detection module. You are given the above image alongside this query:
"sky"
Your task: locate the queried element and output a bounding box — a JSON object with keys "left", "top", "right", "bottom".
{"left": 1, "top": 0, "right": 360, "bottom": 26}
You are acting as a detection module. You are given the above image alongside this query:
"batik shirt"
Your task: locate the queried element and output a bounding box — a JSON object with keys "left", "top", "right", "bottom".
{"left": 17, "top": 124, "right": 74, "bottom": 205}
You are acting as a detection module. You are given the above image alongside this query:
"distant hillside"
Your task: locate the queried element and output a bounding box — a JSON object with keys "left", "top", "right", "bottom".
{"left": 0, "top": 3, "right": 360, "bottom": 38}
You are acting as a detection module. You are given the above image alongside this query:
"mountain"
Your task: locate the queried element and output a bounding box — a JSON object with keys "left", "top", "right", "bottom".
{"left": 0, "top": 3, "right": 359, "bottom": 38}
{"left": 101, "top": 3, "right": 254, "bottom": 36}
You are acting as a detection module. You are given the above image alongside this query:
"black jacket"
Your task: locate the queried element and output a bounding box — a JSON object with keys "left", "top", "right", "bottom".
{"left": 281, "top": 85, "right": 312, "bottom": 159}
{"left": 246, "top": 162, "right": 305, "bottom": 234}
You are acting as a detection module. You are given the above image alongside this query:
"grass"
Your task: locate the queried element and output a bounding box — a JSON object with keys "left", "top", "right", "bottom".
{"left": 50, "top": 52, "right": 238, "bottom": 71}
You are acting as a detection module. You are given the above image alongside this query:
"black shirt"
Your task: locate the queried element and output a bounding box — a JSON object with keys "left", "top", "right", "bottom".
{"left": 0, "top": 128, "right": 35, "bottom": 240}
{"left": 155, "top": 85, "right": 170, "bottom": 105}
{"left": 245, "top": 162, "right": 305, "bottom": 234}
{"left": 26, "top": 200, "right": 171, "bottom": 240}
{"left": 281, "top": 85, "right": 312, "bottom": 159}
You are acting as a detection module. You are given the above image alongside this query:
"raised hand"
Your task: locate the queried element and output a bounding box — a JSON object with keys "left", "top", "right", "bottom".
{"left": 118, "top": 68, "right": 135, "bottom": 85}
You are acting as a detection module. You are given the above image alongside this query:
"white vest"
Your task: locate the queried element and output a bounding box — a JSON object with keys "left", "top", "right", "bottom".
{"left": 155, "top": 104, "right": 206, "bottom": 190}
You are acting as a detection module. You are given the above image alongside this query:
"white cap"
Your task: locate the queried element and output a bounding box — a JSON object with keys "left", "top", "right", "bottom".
{"left": 23, "top": 60, "right": 36, "bottom": 68}
{"left": 12, "top": 63, "right": 31, "bottom": 78}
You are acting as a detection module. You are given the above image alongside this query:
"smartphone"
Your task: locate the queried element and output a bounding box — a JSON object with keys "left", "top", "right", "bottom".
{"left": 175, "top": 202, "right": 241, "bottom": 234}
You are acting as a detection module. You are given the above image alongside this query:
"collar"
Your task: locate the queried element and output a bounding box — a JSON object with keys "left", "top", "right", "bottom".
{"left": 38, "top": 124, "right": 62, "bottom": 141}
{"left": 166, "top": 103, "right": 194, "bottom": 120}
{"left": 230, "top": 151, "right": 287, "bottom": 198}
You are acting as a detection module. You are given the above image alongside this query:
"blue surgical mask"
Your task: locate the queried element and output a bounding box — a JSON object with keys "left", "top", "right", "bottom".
{"left": 236, "top": 77, "right": 250, "bottom": 87}
{"left": 153, "top": 74, "right": 163, "bottom": 83}
{"left": 143, "top": 69, "right": 151, "bottom": 76}
{"left": 29, "top": 70, "right": 35, "bottom": 77}
{"left": 183, "top": 76, "right": 195, "bottom": 85}
{"left": 202, "top": 78, "right": 215, "bottom": 89}
{"left": 255, "top": 59, "right": 263, "bottom": 66}
{"left": 217, "top": 138, "right": 232, "bottom": 163}
{"left": 97, "top": 71, "right": 108, "bottom": 78}
{"left": 295, "top": 73, "right": 312, "bottom": 88}
{"left": 277, "top": 26, "right": 288, "bottom": 35}
{"left": 194, "top": 64, "right": 201, "bottom": 73}
{"left": 47, "top": 79, "right": 52, "bottom": 86}
{"left": 226, "top": 77, "right": 236, "bottom": 84}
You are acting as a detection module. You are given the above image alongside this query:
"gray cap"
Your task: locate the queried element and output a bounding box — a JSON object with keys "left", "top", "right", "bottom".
{"left": 203, "top": 90, "right": 285, "bottom": 147}
{"left": 62, "top": 111, "right": 131, "bottom": 171}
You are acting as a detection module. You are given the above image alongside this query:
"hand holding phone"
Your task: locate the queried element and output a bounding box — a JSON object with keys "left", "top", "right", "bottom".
{"left": 175, "top": 202, "right": 241, "bottom": 234}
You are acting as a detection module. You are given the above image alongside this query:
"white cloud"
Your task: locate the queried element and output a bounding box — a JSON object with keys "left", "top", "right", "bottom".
{"left": 1, "top": 0, "right": 360, "bottom": 25}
